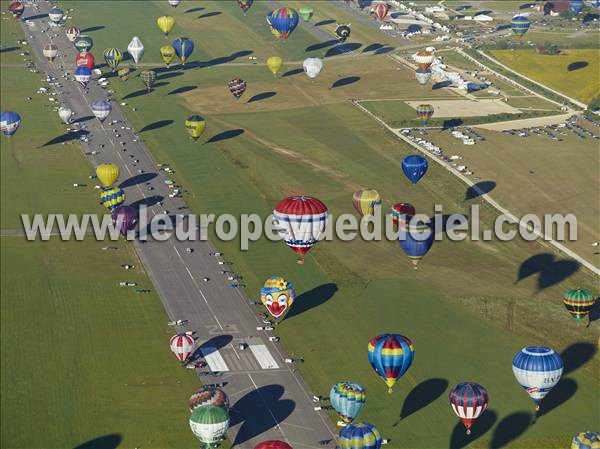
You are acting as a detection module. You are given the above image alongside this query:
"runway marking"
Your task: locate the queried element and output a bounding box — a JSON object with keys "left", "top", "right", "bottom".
{"left": 200, "top": 348, "right": 230, "bottom": 372}
{"left": 249, "top": 344, "right": 280, "bottom": 369}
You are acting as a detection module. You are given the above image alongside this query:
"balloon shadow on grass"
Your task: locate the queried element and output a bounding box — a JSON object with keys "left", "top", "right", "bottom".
{"left": 168, "top": 85, "right": 197, "bottom": 95}
{"left": 568, "top": 61, "right": 588, "bottom": 72}
{"left": 122, "top": 89, "right": 151, "bottom": 100}
{"left": 247, "top": 91, "right": 277, "bottom": 103}
{"left": 331, "top": 76, "right": 360, "bottom": 89}
{"left": 433, "top": 80, "right": 453, "bottom": 90}
{"left": 204, "top": 129, "right": 244, "bottom": 144}
{"left": 489, "top": 412, "right": 532, "bottom": 449}
{"left": 230, "top": 384, "right": 295, "bottom": 445}
{"left": 537, "top": 378, "right": 577, "bottom": 418}
{"left": 282, "top": 68, "right": 303, "bottom": 77}
{"left": 197, "top": 11, "right": 221, "bottom": 19}
{"left": 449, "top": 409, "right": 497, "bottom": 449}
{"left": 375, "top": 46, "right": 395, "bottom": 54}
{"left": 157, "top": 71, "right": 183, "bottom": 81}
{"left": 184, "top": 50, "right": 253, "bottom": 70}
{"left": 363, "top": 43, "right": 384, "bottom": 53}
{"left": 561, "top": 343, "right": 597, "bottom": 376}
{"left": 395, "top": 378, "right": 448, "bottom": 424}
{"left": 73, "top": 434, "right": 122, "bottom": 449}
{"left": 325, "top": 43, "right": 362, "bottom": 57}
{"left": 119, "top": 173, "right": 157, "bottom": 189}
{"left": 0, "top": 46, "right": 19, "bottom": 53}
{"left": 285, "top": 283, "right": 337, "bottom": 320}
{"left": 516, "top": 254, "right": 580, "bottom": 290}
{"left": 184, "top": 6, "right": 204, "bottom": 13}
{"left": 314, "top": 19, "right": 336, "bottom": 27}
{"left": 139, "top": 120, "right": 173, "bottom": 133}
{"left": 305, "top": 39, "right": 338, "bottom": 52}
{"left": 23, "top": 13, "right": 48, "bottom": 21}
{"left": 465, "top": 181, "right": 496, "bottom": 200}
{"left": 73, "top": 115, "right": 95, "bottom": 124}
{"left": 42, "top": 130, "right": 89, "bottom": 147}
{"left": 80, "top": 26, "right": 105, "bottom": 33}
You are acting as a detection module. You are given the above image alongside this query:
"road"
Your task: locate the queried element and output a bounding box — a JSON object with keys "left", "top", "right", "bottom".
{"left": 20, "top": 2, "right": 336, "bottom": 448}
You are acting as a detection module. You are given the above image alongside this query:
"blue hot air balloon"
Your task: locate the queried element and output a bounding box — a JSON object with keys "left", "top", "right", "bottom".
{"left": 268, "top": 7, "right": 299, "bottom": 40}
{"left": 402, "top": 155, "right": 428, "bottom": 185}
{"left": 1, "top": 111, "right": 22, "bottom": 137}
{"left": 330, "top": 382, "right": 366, "bottom": 424}
{"left": 91, "top": 99, "right": 112, "bottom": 122}
{"left": 512, "top": 346, "right": 563, "bottom": 411}
{"left": 172, "top": 37, "right": 194, "bottom": 65}
{"left": 399, "top": 219, "right": 434, "bottom": 269}
{"left": 570, "top": 0, "right": 584, "bottom": 14}
{"left": 74, "top": 66, "right": 92, "bottom": 87}
{"left": 368, "top": 334, "right": 414, "bottom": 393}
{"left": 511, "top": 15, "right": 530, "bottom": 40}
{"left": 338, "top": 422, "right": 382, "bottom": 449}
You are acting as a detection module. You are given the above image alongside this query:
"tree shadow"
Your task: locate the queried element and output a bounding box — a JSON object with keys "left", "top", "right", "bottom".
{"left": 119, "top": 173, "right": 157, "bottom": 189}
{"left": 331, "top": 76, "right": 360, "bottom": 89}
{"left": 314, "top": 19, "right": 336, "bottom": 27}
{"left": 537, "top": 378, "right": 577, "bottom": 418}
{"left": 433, "top": 80, "right": 453, "bottom": 90}
{"left": 516, "top": 254, "right": 580, "bottom": 290}
{"left": 230, "top": 384, "right": 295, "bottom": 445}
{"left": 72, "top": 434, "right": 122, "bottom": 449}
{"left": 305, "top": 39, "right": 338, "bottom": 52}
{"left": 449, "top": 409, "right": 497, "bottom": 449}
{"left": 561, "top": 342, "right": 597, "bottom": 376}
{"left": 285, "top": 283, "right": 337, "bottom": 320}
{"left": 168, "top": 85, "right": 197, "bottom": 95}
{"left": 433, "top": 214, "right": 469, "bottom": 237}
{"left": 325, "top": 43, "right": 362, "bottom": 57}
{"left": 157, "top": 71, "right": 183, "bottom": 80}
{"left": 489, "top": 412, "right": 532, "bottom": 449}
{"left": 567, "top": 61, "right": 588, "bottom": 72}
{"left": 185, "top": 6, "right": 205, "bottom": 13}
{"left": 363, "top": 43, "right": 384, "bottom": 53}
{"left": 247, "top": 91, "right": 277, "bottom": 103}
{"left": 0, "top": 46, "right": 19, "bottom": 53}
{"left": 465, "top": 181, "right": 496, "bottom": 200}
{"left": 42, "top": 130, "right": 89, "bottom": 147}
{"left": 197, "top": 11, "right": 221, "bottom": 19}
{"left": 139, "top": 120, "right": 173, "bottom": 133}
{"left": 130, "top": 195, "right": 163, "bottom": 209}
{"left": 73, "top": 115, "right": 95, "bottom": 124}
{"left": 204, "top": 129, "right": 244, "bottom": 144}
{"left": 282, "top": 68, "right": 304, "bottom": 77}
{"left": 397, "top": 378, "right": 448, "bottom": 422}
{"left": 189, "top": 334, "right": 233, "bottom": 361}
{"left": 81, "top": 26, "right": 105, "bottom": 33}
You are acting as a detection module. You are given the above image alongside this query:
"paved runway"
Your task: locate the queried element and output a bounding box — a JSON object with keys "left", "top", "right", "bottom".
{"left": 19, "top": 2, "right": 336, "bottom": 447}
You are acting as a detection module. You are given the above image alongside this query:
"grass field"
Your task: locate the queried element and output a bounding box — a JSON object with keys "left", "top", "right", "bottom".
{"left": 490, "top": 49, "right": 600, "bottom": 104}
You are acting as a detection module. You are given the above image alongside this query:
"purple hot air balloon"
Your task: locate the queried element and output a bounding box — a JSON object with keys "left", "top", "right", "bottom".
{"left": 111, "top": 205, "right": 138, "bottom": 236}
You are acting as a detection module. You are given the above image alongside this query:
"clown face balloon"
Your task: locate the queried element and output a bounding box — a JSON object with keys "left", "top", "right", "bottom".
{"left": 260, "top": 276, "right": 296, "bottom": 321}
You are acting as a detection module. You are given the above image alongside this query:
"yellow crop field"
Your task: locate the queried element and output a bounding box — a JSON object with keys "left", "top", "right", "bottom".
{"left": 491, "top": 49, "right": 600, "bottom": 104}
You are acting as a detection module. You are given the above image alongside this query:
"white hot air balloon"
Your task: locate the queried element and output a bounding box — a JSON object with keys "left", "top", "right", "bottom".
{"left": 58, "top": 106, "right": 73, "bottom": 124}
{"left": 169, "top": 0, "right": 182, "bottom": 6}
{"left": 48, "top": 7, "right": 64, "bottom": 25}
{"left": 43, "top": 44, "right": 58, "bottom": 62}
{"left": 127, "top": 36, "right": 145, "bottom": 64}
{"left": 415, "top": 68, "right": 432, "bottom": 86}
{"left": 91, "top": 99, "right": 112, "bottom": 123}
{"left": 303, "top": 57, "right": 323, "bottom": 79}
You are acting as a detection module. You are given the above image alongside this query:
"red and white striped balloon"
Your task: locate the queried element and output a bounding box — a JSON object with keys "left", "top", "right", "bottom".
{"left": 449, "top": 382, "right": 489, "bottom": 434}
{"left": 169, "top": 334, "right": 195, "bottom": 362}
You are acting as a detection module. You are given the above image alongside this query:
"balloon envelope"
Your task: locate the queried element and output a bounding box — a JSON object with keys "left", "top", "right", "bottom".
{"left": 268, "top": 7, "right": 299, "bottom": 40}
{"left": 43, "top": 44, "right": 58, "bottom": 61}
{"left": 303, "top": 57, "right": 323, "bottom": 79}
{"left": 255, "top": 442, "right": 293, "bottom": 449}
{"left": 266, "top": 56, "right": 283, "bottom": 75}
{"left": 415, "top": 68, "right": 432, "bottom": 85}
{"left": 571, "top": 432, "right": 600, "bottom": 449}
{"left": 368, "top": 334, "right": 414, "bottom": 393}
{"left": 511, "top": 15, "right": 530, "bottom": 39}
{"left": 100, "top": 187, "right": 125, "bottom": 211}
{"left": 66, "top": 26, "right": 80, "bottom": 42}
{"left": 338, "top": 422, "right": 382, "bottom": 449}
{"left": 58, "top": 106, "right": 73, "bottom": 124}
{"left": 227, "top": 78, "right": 247, "bottom": 100}
{"left": 169, "top": 334, "right": 195, "bottom": 362}
{"left": 96, "top": 163, "right": 120, "bottom": 187}
{"left": 449, "top": 382, "right": 488, "bottom": 435}
{"left": 512, "top": 346, "right": 563, "bottom": 409}
{"left": 414, "top": 50, "right": 434, "bottom": 70}
{"left": 127, "top": 36, "right": 145, "bottom": 64}
{"left": 8, "top": 2, "right": 25, "bottom": 19}
{"left": 352, "top": 189, "right": 381, "bottom": 216}
{"left": 111, "top": 206, "right": 138, "bottom": 236}
{"left": 299, "top": 6, "right": 314, "bottom": 21}
{"left": 140, "top": 70, "right": 157, "bottom": 91}
{"left": 563, "top": 288, "right": 595, "bottom": 321}
{"left": 172, "top": 37, "right": 194, "bottom": 64}
{"left": 260, "top": 276, "right": 295, "bottom": 320}
{"left": 374, "top": 3, "right": 389, "bottom": 21}
{"left": 238, "top": 0, "right": 254, "bottom": 14}
{"left": 160, "top": 45, "right": 176, "bottom": 66}
{"left": 157, "top": 15, "right": 175, "bottom": 35}
{"left": 402, "top": 155, "right": 428, "bottom": 184}
{"left": 0, "top": 111, "right": 21, "bottom": 137}
{"left": 330, "top": 382, "right": 366, "bottom": 423}
{"left": 398, "top": 219, "right": 434, "bottom": 269}
{"left": 74, "top": 66, "right": 92, "bottom": 87}
{"left": 74, "top": 35, "right": 93, "bottom": 53}
{"left": 91, "top": 99, "right": 111, "bottom": 122}
{"left": 335, "top": 24, "right": 351, "bottom": 42}
{"left": 48, "top": 6, "right": 63, "bottom": 23}
{"left": 189, "top": 405, "right": 230, "bottom": 445}
{"left": 189, "top": 387, "right": 230, "bottom": 412}
{"left": 391, "top": 203, "right": 415, "bottom": 228}
{"left": 185, "top": 115, "right": 206, "bottom": 140}
{"left": 103, "top": 48, "right": 122, "bottom": 71}
{"left": 76, "top": 51, "right": 95, "bottom": 69}
{"left": 570, "top": 0, "right": 584, "bottom": 14}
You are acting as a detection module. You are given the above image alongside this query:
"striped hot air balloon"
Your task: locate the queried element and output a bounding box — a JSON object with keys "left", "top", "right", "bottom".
{"left": 338, "top": 422, "right": 382, "bottom": 449}
{"left": 391, "top": 203, "right": 415, "bottom": 228}
{"left": 449, "top": 382, "right": 489, "bottom": 435}
{"left": 189, "top": 387, "right": 230, "bottom": 412}
{"left": 330, "top": 382, "right": 366, "bottom": 424}
{"left": 100, "top": 187, "right": 125, "bottom": 211}
{"left": 169, "top": 334, "right": 195, "bottom": 362}
{"left": 563, "top": 288, "right": 595, "bottom": 321}
{"left": 352, "top": 189, "right": 381, "bottom": 217}
{"left": 91, "top": 99, "right": 111, "bottom": 122}
{"left": 571, "top": 432, "right": 600, "bottom": 449}
{"left": 140, "top": 70, "right": 157, "bottom": 91}
{"left": 368, "top": 334, "right": 414, "bottom": 393}
{"left": 512, "top": 346, "right": 563, "bottom": 411}
{"left": 189, "top": 405, "right": 230, "bottom": 446}
{"left": 227, "top": 78, "right": 247, "bottom": 100}
{"left": 413, "top": 50, "right": 434, "bottom": 70}
{"left": 8, "top": 1, "right": 25, "bottom": 20}
{"left": 268, "top": 7, "right": 299, "bottom": 40}
{"left": 172, "top": 37, "right": 194, "bottom": 65}
{"left": 66, "top": 26, "right": 80, "bottom": 42}
{"left": 1, "top": 111, "right": 21, "bottom": 137}
{"left": 416, "top": 103, "right": 434, "bottom": 126}
{"left": 511, "top": 15, "right": 531, "bottom": 40}
{"left": 103, "top": 48, "right": 123, "bottom": 72}
{"left": 373, "top": 3, "right": 390, "bottom": 21}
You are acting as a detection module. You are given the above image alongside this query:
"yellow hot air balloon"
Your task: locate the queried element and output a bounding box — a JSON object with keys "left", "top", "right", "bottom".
{"left": 352, "top": 188, "right": 381, "bottom": 216}
{"left": 157, "top": 15, "right": 175, "bottom": 36}
{"left": 266, "top": 56, "right": 283, "bottom": 76}
{"left": 160, "top": 45, "right": 176, "bottom": 67}
{"left": 185, "top": 115, "right": 206, "bottom": 140}
{"left": 96, "top": 163, "right": 120, "bottom": 188}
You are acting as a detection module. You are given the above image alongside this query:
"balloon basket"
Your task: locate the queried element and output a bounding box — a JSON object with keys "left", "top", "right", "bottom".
{"left": 466, "top": 429, "right": 471, "bottom": 435}
{"left": 296, "top": 258, "right": 304, "bottom": 265}
{"left": 387, "top": 388, "right": 393, "bottom": 394}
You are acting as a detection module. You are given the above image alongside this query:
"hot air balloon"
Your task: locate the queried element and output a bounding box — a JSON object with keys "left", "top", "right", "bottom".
{"left": 373, "top": 3, "right": 390, "bottom": 21}
{"left": 91, "top": 99, "right": 111, "bottom": 122}
{"left": 157, "top": 15, "right": 175, "bottom": 36}
{"left": 368, "top": 334, "right": 414, "bottom": 393}
{"left": 299, "top": 6, "right": 314, "bottom": 21}
{"left": 339, "top": 422, "right": 382, "bottom": 449}
{"left": 189, "top": 405, "right": 230, "bottom": 447}
{"left": 415, "top": 68, "right": 432, "bottom": 85}
{"left": 391, "top": 203, "right": 415, "bottom": 228}
{"left": 413, "top": 50, "right": 434, "bottom": 70}
{"left": 449, "top": 382, "right": 489, "bottom": 435}
{"left": 303, "top": 57, "right": 323, "bottom": 79}
{"left": 168, "top": 0, "right": 182, "bottom": 6}
{"left": 103, "top": 48, "right": 122, "bottom": 72}
{"left": 185, "top": 115, "right": 206, "bottom": 140}
{"left": 74, "top": 35, "right": 93, "bottom": 53}
{"left": 402, "top": 155, "right": 428, "bottom": 185}
{"left": 512, "top": 346, "right": 563, "bottom": 411}
{"left": 76, "top": 51, "right": 95, "bottom": 69}
{"left": 172, "top": 37, "right": 194, "bottom": 65}
{"left": 48, "top": 6, "right": 63, "bottom": 24}
{"left": 330, "top": 382, "right": 366, "bottom": 424}
{"left": 273, "top": 195, "right": 328, "bottom": 264}
{"left": 117, "top": 67, "right": 131, "bottom": 81}
{"left": 571, "top": 432, "right": 600, "bottom": 449}
{"left": 268, "top": 7, "right": 299, "bottom": 40}
{"left": 43, "top": 44, "right": 58, "bottom": 62}
{"left": 227, "top": 78, "right": 247, "bottom": 100}
{"left": 335, "top": 24, "right": 351, "bottom": 42}
{"left": 267, "top": 56, "right": 283, "bottom": 76}
{"left": 1, "top": 111, "right": 21, "bottom": 137}
{"left": 189, "top": 387, "right": 230, "bottom": 412}
{"left": 511, "top": 15, "right": 530, "bottom": 40}
{"left": 416, "top": 103, "right": 434, "bottom": 125}
{"left": 74, "top": 66, "right": 92, "bottom": 88}
{"left": 160, "top": 45, "right": 176, "bottom": 67}
{"left": 96, "top": 163, "right": 120, "bottom": 188}
{"left": 140, "top": 70, "right": 157, "bottom": 91}
{"left": 563, "top": 288, "right": 595, "bottom": 321}
{"left": 260, "top": 276, "right": 296, "bottom": 321}
{"left": 352, "top": 189, "right": 381, "bottom": 217}
{"left": 100, "top": 187, "right": 125, "bottom": 211}
{"left": 399, "top": 219, "right": 434, "bottom": 269}
{"left": 237, "top": 0, "right": 253, "bottom": 15}
{"left": 111, "top": 205, "right": 138, "bottom": 236}
{"left": 127, "top": 36, "right": 144, "bottom": 64}
{"left": 8, "top": 2, "right": 24, "bottom": 20}
{"left": 66, "top": 26, "right": 80, "bottom": 42}
{"left": 255, "top": 442, "right": 293, "bottom": 449}
{"left": 58, "top": 106, "right": 73, "bottom": 124}
{"left": 570, "top": 0, "right": 584, "bottom": 14}
{"left": 169, "top": 334, "right": 195, "bottom": 362}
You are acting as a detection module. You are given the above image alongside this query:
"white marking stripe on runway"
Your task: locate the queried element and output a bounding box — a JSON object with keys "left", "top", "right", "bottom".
{"left": 249, "top": 344, "right": 280, "bottom": 369}
{"left": 200, "top": 348, "right": 230, "bottom": 372}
